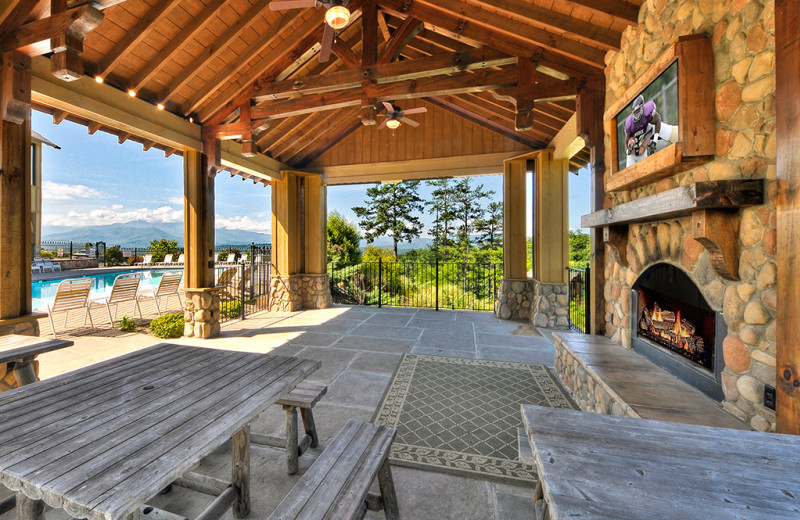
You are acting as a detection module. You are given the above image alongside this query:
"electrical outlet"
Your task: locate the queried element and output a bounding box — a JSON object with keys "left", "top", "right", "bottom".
{"left": 764, "top": 384, "right": 776, "bottom": 410}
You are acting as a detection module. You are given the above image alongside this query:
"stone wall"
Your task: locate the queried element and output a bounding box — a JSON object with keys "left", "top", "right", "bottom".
{"left": 603, "top": 0, "right": 776, "bottom": 431}
{"left": 270, "top": 274, "right": 332, "bottom": 312}
{"left": 531, "top": 281, "right": 570, "bottom": 329}
{"left": 183, "top": 287, "right": 222, "bottom": 339}
{"left": 53, "top": 259, "right": 99, "bottom": 270}
{"left": 495, "top": 279, "right": 533, "bottom": 320}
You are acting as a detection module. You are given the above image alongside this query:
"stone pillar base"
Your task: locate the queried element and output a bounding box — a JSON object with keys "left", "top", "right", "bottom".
{"left": 495, "top": 279, "right": 534, "bottom": 320}
{"left": 183, "top": 287, "right": 222, "bottom": 339}
{"left": 530, "top": 279, "right": 569, "bottom": 329}
{"left": 0, "top": 314, "right": 44, "bottom": 391}
{"left": 270, "top": 274, "right": 332, "bottom": 312}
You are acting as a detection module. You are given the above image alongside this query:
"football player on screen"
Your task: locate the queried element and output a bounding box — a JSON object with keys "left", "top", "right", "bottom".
{"left": 624, "top": 95, "right": 678, "bottom": 167}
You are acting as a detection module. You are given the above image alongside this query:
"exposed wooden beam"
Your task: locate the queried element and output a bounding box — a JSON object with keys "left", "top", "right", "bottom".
{"left": 142, "top": 139, "right": 155, "bottom": 151}
{"left": 376, "top": 10, "right": 392, "bottom": 41}
{"left": 296, "top": 113, "right": 363, "bottom": 167}
{"left": 331, "top": 38, "right": 362, "bottom": 69}
{"left": 564, "top": 0, "right": 640, "bottom": 24}
{"left": 95, "top": 0, "right": 182, "bottom": 80}
{"left": 362, "top": 0, "right": 378, "bottom": 66}
{"left": 457, "top": 92, "right": 560, "bottom": 136}
{"left": 251, "top": 67, "right": 518, "bottom": 120}
{"left": 117, "top": 131, "right": 130, "bottom": 144}
{"left": 469, "top": 0, "right": 621, "bottom": 50}
{"left": 426, "top": 96, "right": 544, "bottom": 148}
{"left": 376, "top": 0, "right": 595, "bottom": 78}
{"left": 52, "top": 109, "right": 68, "bottom": 124}
{"left": 276, "top": 109, "right": 345, "bottom": 162}
{"left": 252, "top": 47, "right": 515, "bottom": 102}
{"left": 548, "top": 113, "right": 584, "bottom": 160}
{"left": 0, "top": 5, "right": 102, "bottom": 55}
{"left": 377, "top": 16, "right": 423, "bottom": 64}
{"left": 87, "top": 120, "right": 101, "bottom": 134}
{"left": 127, "top": 0, "right": 227, "bottom": 93}
{"left": 0, "top": 0, "right": 38, "bottom": 36}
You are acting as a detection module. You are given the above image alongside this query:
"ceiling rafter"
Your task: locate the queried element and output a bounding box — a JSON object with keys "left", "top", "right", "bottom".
{"left": 461, "top": 92, "right": 563, "bottom": 133}
{"left": 296, "top": 108, "right": 363, "bottom": 166}
{"left": 127, "top": 0, "right": 229, "bottom": 94}
{"left": 0, "top": 0, "right": 38, "bottom": 35}
{"left": 376, "top": 16, "right": 422, "bottom": 64}
{"left": 276, "top": 109, "right": 346, "bottom": 162}
{"left": 95, "top": 0, "right": 183, "bottom": 80}
{"left": 564, "top": 0, "right": 641, "bottom": 25}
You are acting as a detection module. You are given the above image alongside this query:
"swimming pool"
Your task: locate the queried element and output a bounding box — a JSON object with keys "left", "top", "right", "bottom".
{"left": 32, "top": 269, "right": 182, "bottom": 309}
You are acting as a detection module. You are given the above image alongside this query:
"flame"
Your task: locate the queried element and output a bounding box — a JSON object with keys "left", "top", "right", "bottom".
{"left": 646, "top": 304, "right": 693, "bottom": 351}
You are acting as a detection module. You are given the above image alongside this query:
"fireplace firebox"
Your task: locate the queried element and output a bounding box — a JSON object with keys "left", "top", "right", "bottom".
{"left": 631, "top": 264, "right": 726, "bottom": 401}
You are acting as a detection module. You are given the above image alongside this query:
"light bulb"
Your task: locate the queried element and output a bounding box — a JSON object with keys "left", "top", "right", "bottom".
{"left": 128, "top": 89, "right": 136, "bottom": 97}
{"left": 386, "top": 119, "right": 401, "bottom": 129}
{"left": 325, "top": 5, "right": 350, "bottom": 29}
{"left": 157, "top": 103, "right": 165, "bottom": 110}
{"left": 95, "top": 76, "right": 104, "bottom": 84}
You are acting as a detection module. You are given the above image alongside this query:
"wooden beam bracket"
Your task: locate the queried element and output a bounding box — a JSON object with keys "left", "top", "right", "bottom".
{"left": 603, "top": 226, "right": 628, "bottom": 267}
{"left": 1, "top": 52, "right": 31, "bottom": 124}
{"left": 691, "top": 209, "right": 740, "bottom": 281}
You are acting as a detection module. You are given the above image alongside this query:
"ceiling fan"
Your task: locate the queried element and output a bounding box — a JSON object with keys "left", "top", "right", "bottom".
{"left": 268, "top": 0, "right": 351, "bottom": 63}
{"left": 377, "top": 102, "right": 427, "bottom": 129}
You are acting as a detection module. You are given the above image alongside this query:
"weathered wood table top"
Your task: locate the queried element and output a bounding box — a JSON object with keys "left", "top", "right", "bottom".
{"left": 521, "top": 404, "right": 800, "bottom": 520}
{"left": 0, "top": 335, "right": 74, "bottom": 364}
{"left": 0, "top": 343, "right": 319, "bottom": 520}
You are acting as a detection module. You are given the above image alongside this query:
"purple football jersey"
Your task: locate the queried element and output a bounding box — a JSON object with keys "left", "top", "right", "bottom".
{"left": 624, "top": 100, "right": 656, "bottom": 138}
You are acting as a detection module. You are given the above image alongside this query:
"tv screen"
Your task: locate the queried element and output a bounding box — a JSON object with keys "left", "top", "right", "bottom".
{"left": 615, "top": 62, "right": 679, "bottom": 172}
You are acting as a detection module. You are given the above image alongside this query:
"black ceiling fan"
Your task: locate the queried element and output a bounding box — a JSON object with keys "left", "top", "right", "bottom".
{"left": 377, "top": 102, "right": 428, "bottom": 130}
{"left": 268, "top": 0, "right": 352, "bottom": 63}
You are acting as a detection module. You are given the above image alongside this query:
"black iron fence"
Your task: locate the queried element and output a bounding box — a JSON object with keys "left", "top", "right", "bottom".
{"left": 567, "top": 266, "right": 590, "bottom": 333}
{"left": 215, "top": 250, "right": 272, "bottom": 323}
{"left": 40, "top": 240, "right": 107, "bottom": 264}
{"left": 328, "top": 260, "right": 501, "bottom": 311}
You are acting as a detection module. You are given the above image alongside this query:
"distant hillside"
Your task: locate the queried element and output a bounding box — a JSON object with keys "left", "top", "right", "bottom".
{"left": 42, "top": 221, "right": 270, "bottom": 247}
{"left": 359, "top": 237, "right": 434, "bottom": 253}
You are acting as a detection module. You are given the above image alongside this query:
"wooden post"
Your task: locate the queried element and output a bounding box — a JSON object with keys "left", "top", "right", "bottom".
{"left": 231, "top": 425, "right": 250, "bottom": 519}
{"left": 183, "top": 148, "right": 215, "bottom": 289}
{"left": 776, "top": 0, "right": 800, "bottom": 434}
{"left": 503, "top": 158, "right": 527, "bottom": 279}
{"left": 304, "top": 175, "right": 326, "bottom": 274}
{"left": 16, "top": 492, "right": 44, "bottom": 520}
{"left": 578, "top": 91, "right": 607, "bottom": 335}
{"left": 0, "top": 51, "right": 32, "bottom": 319}
{"left": 271, "top": 172, "right": 301, "bottom": 276}
{"left": 533, "top": 150, "right": 569, "bottom": 284}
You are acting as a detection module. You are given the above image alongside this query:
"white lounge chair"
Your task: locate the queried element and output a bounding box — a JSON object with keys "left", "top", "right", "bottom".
{"left": 160, "top": 254, "right": 174, "bottom": 266}
{"left": 135, "top": 254, "right": 153, "bottom": 267}
{"left": 173, "top": 253, "right": 185, "bottom": 265}
{"left": 42, "top": 259, "right": 61, "bottom": 272}
{"left": 223, "top": 253, "right": 238, "bottom": 265}
{"left": 33, "top": 257, "right": 48, "bottom": 273}
{"left": 213, "top": 252, "right": 220, "bottom": 265}
{"left": 95, "top": 273, "right": 143, "bottom": 324}
{"left": 138, "top": 272, "right": 183, "bottom": 315}
{"left": 42, "top": 278, "right": 94, "bottom": 338}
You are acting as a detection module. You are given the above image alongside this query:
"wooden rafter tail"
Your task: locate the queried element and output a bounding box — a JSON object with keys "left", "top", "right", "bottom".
{"left": 567, "top": 0, "right": 641, "bottom": 24}
{"left": 87, "top": 120, "right": 101, "bottom": 135}
{"left": 454, "top": 93, "right": 556, "bottom": 139}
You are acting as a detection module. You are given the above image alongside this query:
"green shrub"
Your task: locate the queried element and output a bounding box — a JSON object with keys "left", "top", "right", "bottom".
{"left": 150, "top": 313, "right": 184, "bottom": 338}
{"left": 118, "top": 315, "right": 137, "bottom": 332}
{"left": 220, "top": 300, "right": 242, "bottom": 318}
{"left": 105, "top": 245, "right": 125, "bottom": 266}
{"left": 39, "top": 250, "right": 56, "bottom": 259}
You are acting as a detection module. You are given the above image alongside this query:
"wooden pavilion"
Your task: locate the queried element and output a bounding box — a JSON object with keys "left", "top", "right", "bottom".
{"left": 0, "top": 0, "right": 798, "bottom": 435}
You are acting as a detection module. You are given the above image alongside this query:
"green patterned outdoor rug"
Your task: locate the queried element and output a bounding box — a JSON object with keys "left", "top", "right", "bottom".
{"left": 372, "top": 354, "right": 577, "bottom": 486}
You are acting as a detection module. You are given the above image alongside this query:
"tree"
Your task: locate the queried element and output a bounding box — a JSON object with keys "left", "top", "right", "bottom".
{"left": 452, "top": 178, "right": 492, "bottom": 264}
{"left": 105, "top": 245, "right": 124, "bottom": 265}
{"left": 425, "top": 178, "right": 457, "bottom": 253}
{"left": 352, "top": 181, "right": 424, "bottom": 259}
{"left": 327, "top": 211, "right": 361, "bottom": 267}
{"left": 475, "top": 200, "right": 503, "bottom": 249}
{"left": 148, "top": 238, "right": 179, "bottom": 263}
{"left": 569, "top": 230, "right": 591, "bottom": 269}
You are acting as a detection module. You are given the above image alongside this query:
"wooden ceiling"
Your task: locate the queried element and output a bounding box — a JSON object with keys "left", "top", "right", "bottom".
{"left": 3, "top": 0, "right": 642, "bottom": 173}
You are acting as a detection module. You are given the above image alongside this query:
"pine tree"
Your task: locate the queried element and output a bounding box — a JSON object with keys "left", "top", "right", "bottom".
{"left": 352, "top": 181, "right": 425, "bottom": 259}
{"left": 425, "top": 178, "right": 457, "bottom": 257}
{"left": 452, "top": 178, "right": 492, "bottom": 265}
{"left": 476, "top": 201, "right": 503, "bottom": 249}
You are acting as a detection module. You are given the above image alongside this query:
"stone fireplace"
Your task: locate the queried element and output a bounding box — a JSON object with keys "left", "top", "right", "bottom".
{"left": 631, "top": 263, "right": 726, "bottom": 401}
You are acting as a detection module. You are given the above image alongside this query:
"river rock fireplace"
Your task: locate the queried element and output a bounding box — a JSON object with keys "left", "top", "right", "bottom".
{"left": 631, "top": 263, "right": 726, "bottom": 401}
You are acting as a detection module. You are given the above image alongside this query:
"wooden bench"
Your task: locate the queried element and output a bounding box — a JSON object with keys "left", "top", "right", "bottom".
{"left": 251, "top": 381, "right": 327, "bottom": 474}
{"left": 268, "top": 419, "right": 399, "bottom": 520}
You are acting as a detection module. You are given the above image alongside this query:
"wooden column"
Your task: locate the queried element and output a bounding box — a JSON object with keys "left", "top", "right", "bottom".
{"left": 271, "top": 172, "right": 301, "bottom": 276}
{"left": 0, "top": 51, "right": 32, "bottom": 319}
{"left": 304, "top": 175, "right": 326, "bottom": 274}
{"left": 183, "top": 148, "right": 215, "bottom": 289}
{"left": 533, "top": 150, "right": 568, "bottom": 284}
{"left": 503, "top": 158, "right": 527, "bottom": 280}
{"left": 776, "top": 0, "right": 800, "bottom": 434}
{"left": 578, "top": 91, "right": 607, "bottom": 335}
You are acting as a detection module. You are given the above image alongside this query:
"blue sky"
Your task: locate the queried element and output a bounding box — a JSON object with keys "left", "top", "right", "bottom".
{"left": 33, "top": 110, "right": 591, "bottom": 236}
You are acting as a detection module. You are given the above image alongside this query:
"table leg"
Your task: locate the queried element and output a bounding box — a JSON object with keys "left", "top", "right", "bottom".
{"left": 16, "top": 493, "right": 44, "bottom": 520}
{"left": 12, "top": 360, "right": 38, "bottom": 386}
{"left": 232, "top": 425, "right": 250, "bottom": 519}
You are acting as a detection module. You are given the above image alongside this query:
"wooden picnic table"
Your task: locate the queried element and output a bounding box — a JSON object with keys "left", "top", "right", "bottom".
{"left": 0, "top": 335, "right": 74, "bottom": 386}
{"left": 521, "top": 404, "right": 800, "bottom": 520}
{"left": 0, "top": 343, "right": 319, "bottom": 520}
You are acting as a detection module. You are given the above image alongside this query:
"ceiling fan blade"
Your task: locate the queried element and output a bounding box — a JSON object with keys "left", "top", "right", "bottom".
{"left": 269, "top": 0, "right": 316, "bottom": 11}
{"left": 377, "top": 119, "right": 388, "bottom": 129}
{"left": 382, "top": 102, "right": 395, "bottom": 113}
{"left": 319, "top": 23, "right": 334, "bottom": 63}
{"left": 401, "top": 107, "right": 427, "bottom": 115}
{"left": 402, "top": 117, "right": 420, "bottom": 127}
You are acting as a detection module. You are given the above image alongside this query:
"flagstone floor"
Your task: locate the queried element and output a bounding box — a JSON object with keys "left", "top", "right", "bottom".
{"left": 2, "top": 305, "right": 560, "bottom": 520}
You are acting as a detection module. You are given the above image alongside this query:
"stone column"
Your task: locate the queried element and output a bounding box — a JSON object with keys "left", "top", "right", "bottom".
{"left": 182, "top": 147, "right": 219, "bottom": 337}
{"left": 496, "top": 157, "right": 532, "bottom": 319}
{"left": 531, "top": 150, "right": 569, "bottom": 328}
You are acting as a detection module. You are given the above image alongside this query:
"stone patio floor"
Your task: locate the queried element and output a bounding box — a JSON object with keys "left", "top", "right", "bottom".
{"left": 1, "top": 305, "right": 560, "bottom": 520}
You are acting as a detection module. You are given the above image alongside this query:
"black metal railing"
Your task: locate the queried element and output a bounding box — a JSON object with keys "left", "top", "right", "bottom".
{"left": 328, "top": 260, "right": 501, "bottom": 311}
{"left": 215, "top": 245, "right": 272, "bottom": 323}
{"left": 567, "top": 266, "right": 590, "bottom": 333}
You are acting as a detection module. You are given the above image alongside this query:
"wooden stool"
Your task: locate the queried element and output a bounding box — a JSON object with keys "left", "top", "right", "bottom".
{"left": 268, "top": 420, "right": 399, "bottom": 520}
{"left": 251, "top": 381, "right": 327, "bottom": 474}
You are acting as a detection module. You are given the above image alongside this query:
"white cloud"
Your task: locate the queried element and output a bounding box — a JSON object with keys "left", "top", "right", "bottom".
{"left": 165, "top": 196, "right": 184, "bottom": 205}
{"left": 42, "top": 205, "right": 183, "bottom": 227}
{"left": 216, "top": 215, "right": 269, "bottom": 233}
{"left": 42, "top": 181, "right": 113, "bottom": 200}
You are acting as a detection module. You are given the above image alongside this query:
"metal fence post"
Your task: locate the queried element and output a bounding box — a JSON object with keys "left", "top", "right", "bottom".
{"left": 69, "top": 241, "right": 73, "bottom": 259}
{"left": 240, "top": 264, "right": 246, "bottom": 319}
{"left": 584, "top": 266, "right": 591, "bottom": 334}
{"left": 378, "top": 258, "right": 383, "bottom": 308}
{"left": 435, "top": 259, "right": 439, "bottom": 311}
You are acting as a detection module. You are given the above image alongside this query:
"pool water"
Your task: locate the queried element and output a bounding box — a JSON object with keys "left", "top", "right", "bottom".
{"left": 32, "top": 269, "right": 182, "bottom": 309}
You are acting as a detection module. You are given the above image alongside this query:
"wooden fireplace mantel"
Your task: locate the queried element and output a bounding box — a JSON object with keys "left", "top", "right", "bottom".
{"left": 582, "top": 179, "right": 764, "bottom": 281}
